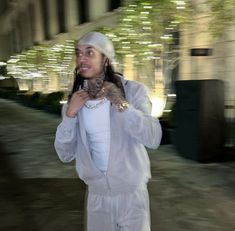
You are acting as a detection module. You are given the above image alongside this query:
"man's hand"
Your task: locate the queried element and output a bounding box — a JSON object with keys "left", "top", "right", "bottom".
{"left": 96, "top": 81, "right": 129, "bottom": 112}
{"left": 66, "top": 90, "right": 90, "bottom": 117}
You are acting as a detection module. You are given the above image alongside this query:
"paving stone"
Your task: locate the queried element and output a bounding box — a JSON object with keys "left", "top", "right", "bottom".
{"left": 1, "top": 98, "right": 235, "bottom": 231}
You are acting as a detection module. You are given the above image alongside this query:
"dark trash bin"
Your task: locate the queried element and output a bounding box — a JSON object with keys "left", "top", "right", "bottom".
{"left": 174, "top": 79, "right": 226, "bottom": 162}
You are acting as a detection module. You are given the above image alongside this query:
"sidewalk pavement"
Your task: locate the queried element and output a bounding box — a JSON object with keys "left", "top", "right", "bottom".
{"left": 1, "top": 98, "right": 235, "bottom": 231}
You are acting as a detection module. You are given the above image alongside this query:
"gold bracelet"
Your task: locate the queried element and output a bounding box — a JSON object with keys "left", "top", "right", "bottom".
{"left": 116, "top": 101, "right": 129, "bottom": 112}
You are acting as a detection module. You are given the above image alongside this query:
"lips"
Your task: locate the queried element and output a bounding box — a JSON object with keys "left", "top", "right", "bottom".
{"left": 79, "top": 64, "right": 90, "bottom": 72}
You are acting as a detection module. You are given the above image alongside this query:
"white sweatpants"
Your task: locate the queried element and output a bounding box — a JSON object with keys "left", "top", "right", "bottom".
{"left": 86, "top": 186, "right": 151, "bottom": 231}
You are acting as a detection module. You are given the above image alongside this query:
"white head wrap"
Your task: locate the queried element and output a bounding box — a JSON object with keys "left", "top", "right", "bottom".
{"left": 78, "top": 31, "right": 115, "bottom": 62}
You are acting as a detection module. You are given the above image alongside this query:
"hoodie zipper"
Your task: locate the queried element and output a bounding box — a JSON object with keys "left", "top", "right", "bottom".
{"left": 105, "top": 105, "right": 115, "bottom": 192}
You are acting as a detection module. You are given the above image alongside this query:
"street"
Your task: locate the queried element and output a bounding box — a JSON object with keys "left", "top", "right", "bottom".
{"left": 1, "top": 98, "right": 235, "bottom": 231}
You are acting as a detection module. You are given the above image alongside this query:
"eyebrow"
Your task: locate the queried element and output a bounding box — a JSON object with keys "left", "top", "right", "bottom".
{"left": 75, "top": 46, "right": 94, "bottom": 52}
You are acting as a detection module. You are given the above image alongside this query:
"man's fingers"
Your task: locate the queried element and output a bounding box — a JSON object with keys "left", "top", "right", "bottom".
{"left": 70, "top": 91, "right": 90, "bottom": 103}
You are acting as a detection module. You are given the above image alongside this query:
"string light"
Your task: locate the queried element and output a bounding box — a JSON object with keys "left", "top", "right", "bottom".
{"left": 4, "top": 0, "right": 188, "bottom": 94}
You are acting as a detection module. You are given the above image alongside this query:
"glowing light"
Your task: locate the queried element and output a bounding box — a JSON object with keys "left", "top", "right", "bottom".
{"left": 168, "top": 94, "right": 176, "bottom": 97}
{"left": 122, "top": 46, "right": 130, "bottom": 49}
{"left": 0, "top": 62, "right": 7, "bottom": 66}
{"left": 176, "top": 6, "right": 185, "bottom": 9}
{"left": 140, "top": 11, "right": 149, "bottom": 15}
{"left": 160, "top": 34, "right": 173, "bottom": 39}
{"left": 123, "top": 18, "right": 132, "bottom": 22}
{"left": 175, "top": 0, "right": 185, "bottom": 5}
{"left": 126, "top": 9, "right": 135, "bottom": 12}
{"left": 142, "top": 21, "right": 151, "bottom": 24}
{"left": 138, "top": 41, "right": 151, "bottom": 45}
{"left": 150, "top": 95, "right": 166, "bottom": 118}
{"left": 143, "top": 6, "right": 152, "bottom": 9}
{"left": 175, "top": 0, "right": 186, "bottom": 8}
{"left": 0, "top": 76, "right": 7, "bottom": 80}
{"left": 148, "top": 43, "right": 162, "bottom": 48}
{"left": 7, "top": 58, "right": 19, "bottom": 64}
{"left": 60, "top": 100, "right": 67, "bottom": 104}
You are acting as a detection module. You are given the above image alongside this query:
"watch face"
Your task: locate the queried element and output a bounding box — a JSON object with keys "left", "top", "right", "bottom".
{"left": 117, "top": 101, "right": 129, "bottom": 112}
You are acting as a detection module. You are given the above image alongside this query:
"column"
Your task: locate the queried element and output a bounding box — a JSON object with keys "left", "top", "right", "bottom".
{"left": 0, "top": 33, "right": 14, "bottom": 61}
{"left": 33, "top": 0, "right": 45, "bottom": 43}
{"left": 88, "top": 0, "right": 109, "bottom": 21}
{"left": 47, "top": 0, "right": 59, "bottom": 38}
{"left": 64, "top": 0, "right": 79, "bottom": 32}
{"left": 20, "top": 9, "right": 33, "bottom": 49}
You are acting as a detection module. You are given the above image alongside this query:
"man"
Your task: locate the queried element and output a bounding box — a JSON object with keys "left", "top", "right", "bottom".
{"left": 54, "top": 31, "right": 162, "bottom": 231}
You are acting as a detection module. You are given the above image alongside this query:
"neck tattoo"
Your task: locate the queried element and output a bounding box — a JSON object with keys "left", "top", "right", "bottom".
{"left": 86, "top": 74, "right": 105, "bottom": 99}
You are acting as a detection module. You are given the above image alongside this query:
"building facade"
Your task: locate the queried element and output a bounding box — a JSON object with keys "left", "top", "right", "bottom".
{"left": 179, "top": 0, "right": 235, "bottom": 111}
{"left": 0, "top": 0, "right": 121, "bottom": 61}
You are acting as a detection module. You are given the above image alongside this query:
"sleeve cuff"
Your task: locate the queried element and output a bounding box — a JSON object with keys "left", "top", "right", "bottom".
{"left": 61, "top": 114, "right": 77, "bottom": 129}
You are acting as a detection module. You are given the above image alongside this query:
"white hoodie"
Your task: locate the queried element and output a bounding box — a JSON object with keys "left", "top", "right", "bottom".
{"left": 54, "top": 77, "right": 162, "bottom": 196}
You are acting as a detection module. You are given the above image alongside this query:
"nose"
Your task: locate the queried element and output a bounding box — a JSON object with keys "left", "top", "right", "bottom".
{"left": 80, "top": 55, "right": 90, "bottom": 65}
{"left": 76, "top": 54, "right": 87, "bottom": 66}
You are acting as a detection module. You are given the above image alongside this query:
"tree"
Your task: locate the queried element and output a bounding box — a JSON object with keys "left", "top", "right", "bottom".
{"left": 100, "top": 0, "right": 189, "bottom": 67}
{"left": 207, "top": 0, "right": 235, "bottom": 38}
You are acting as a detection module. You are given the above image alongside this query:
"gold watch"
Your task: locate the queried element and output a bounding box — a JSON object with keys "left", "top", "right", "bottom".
{"left": 116, "top": 100, "right": 129, "bottom": 112}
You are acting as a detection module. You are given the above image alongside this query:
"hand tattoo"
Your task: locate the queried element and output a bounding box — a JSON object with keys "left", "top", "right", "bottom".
{"left": 96, "top": 81, "right": 129, "bottom": 112}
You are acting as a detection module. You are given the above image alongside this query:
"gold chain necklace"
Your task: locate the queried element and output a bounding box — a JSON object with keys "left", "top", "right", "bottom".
{"left": 84, "top": 98, "right": 107, "bottom": 109}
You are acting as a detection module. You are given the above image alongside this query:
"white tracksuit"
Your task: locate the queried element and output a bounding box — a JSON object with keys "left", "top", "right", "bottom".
{"left": 54, "top": 77, "right": 162, "bottom": 231}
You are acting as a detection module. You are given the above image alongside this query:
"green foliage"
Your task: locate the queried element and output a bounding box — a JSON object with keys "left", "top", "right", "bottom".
{"left": 43, "top": 92, "right": 64, "bottom": 114}
{"left": 0, "top": 65, "right": 7, "bottom": 76}
{"left": 6, "top": 0, "right": 234, "bottom": 90}
{"left": 207, "top": 0, "right": 235, "bottom": 38}
{"left": 23, "top": 92, "right": 46, "bottom": 109}
{"left": 99, "top": 0, "right": 190, "bottom": 67}
{"left": 0, "top": 90, "right": 64, "bottom": 116}
{"left": 7, "top": 40, "right": 75, "bottom": 81}
{"left": 99, "top": 0, "right": 235, "bottom": 63}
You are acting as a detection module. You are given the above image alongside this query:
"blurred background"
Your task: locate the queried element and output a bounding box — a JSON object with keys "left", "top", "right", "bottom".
{"left": 1, "top": 0, "right": 235, "bottom": 154}
{"left": 1, "top": 0, "right": 235, "bottom": 230}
